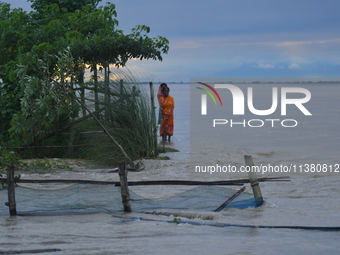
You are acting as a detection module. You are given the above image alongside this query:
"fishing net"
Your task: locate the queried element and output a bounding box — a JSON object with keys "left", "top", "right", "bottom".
{"left": 0, "top": 184, "right": 257, "bottom": 216}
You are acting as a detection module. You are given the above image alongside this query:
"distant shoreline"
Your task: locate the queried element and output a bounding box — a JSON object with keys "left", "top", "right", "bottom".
{"left": 133, "top": 79, "right": 340, "bottom": 85}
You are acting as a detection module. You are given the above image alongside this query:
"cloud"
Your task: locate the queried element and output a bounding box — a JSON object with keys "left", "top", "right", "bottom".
{"left": 258, "top": 63, "right": 276, "bottom": 69}
{"left": 288, "top": 63, "right": 301, "bottom": 69}
{"left": 5, "top": 0, "right": 340, "bottom": 81}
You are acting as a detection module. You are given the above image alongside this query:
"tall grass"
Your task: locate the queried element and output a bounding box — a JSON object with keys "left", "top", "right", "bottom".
{"left": 77, "top": 67, "right": 158, "bottom": 165}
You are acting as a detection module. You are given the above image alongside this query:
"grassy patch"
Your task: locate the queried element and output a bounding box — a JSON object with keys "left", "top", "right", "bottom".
{"left": 157, "top": 146, "right": 179, "bottom": 154}
{"left": 20, "top": 158, "right": 71, "bottom": 171}
{"left": 156, "top": 146, "right": 179, "bottom": 160}
{"left": 157, "top": 156, "right": 170, "bottom": 160}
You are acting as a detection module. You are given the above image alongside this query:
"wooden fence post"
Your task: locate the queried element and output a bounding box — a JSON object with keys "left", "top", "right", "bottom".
{"left": 7, "top": 164, "right": 17, "bottom": 216}
{"left": 244, "top": 155, "right": 264, "bottom": 205}
{"left": 149, "top": 82, "right": 158, "bottom": 156}
{"left": 118, "top": 162, "right": 131, "bottom": 212}
{"left": 119, "top": 79, "right": 124, "bottom": 94}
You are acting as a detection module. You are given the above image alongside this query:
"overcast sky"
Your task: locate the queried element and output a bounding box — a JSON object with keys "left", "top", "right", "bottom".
{"left": 3, "top": 0, "right": 340, "bottom": 82}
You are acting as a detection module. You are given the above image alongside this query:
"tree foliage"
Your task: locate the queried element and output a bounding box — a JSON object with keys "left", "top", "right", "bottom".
{"left": 11, "top": 48, "right": 79, "bottom": 144}
{"left": 0, "top": 0, "right": 169, "bottom": 158}
{"left": 0, "top": 3, "right": 30, "bottom": 141}
{"left": 29, "top": 0, "right": 101, "bottom": 13}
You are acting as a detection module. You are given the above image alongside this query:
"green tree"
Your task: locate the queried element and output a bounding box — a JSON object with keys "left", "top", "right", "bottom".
{"left": 29, "top": 0, "right": 101, "bottom": 13}
{"left": 0, "top": 3, "right": 31, "bottom": 142}
{"left": 0, "top": 0, "right": 169, "bottom": 159}
{"left": 11, "top": 48, "right": 79, "bottom": 147}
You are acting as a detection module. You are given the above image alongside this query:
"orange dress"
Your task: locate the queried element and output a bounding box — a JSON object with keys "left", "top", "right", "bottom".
{"left": 159, "top": 95, "right": 174, "bottom": 136}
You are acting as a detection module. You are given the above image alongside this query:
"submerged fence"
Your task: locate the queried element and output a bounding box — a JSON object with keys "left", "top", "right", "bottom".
{"left": 1, "top": 156, "right": 290, "bottom": 216}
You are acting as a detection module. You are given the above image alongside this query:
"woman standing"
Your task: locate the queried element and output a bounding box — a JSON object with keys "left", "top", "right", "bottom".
{"left": 159, "top": 86, "right": 174, "bottom": 142}
{"left": 157, "top": 83, "right": 168, "bottom": 125}
{"left": 157, "top": 83, "right": 168, "bottom": 99}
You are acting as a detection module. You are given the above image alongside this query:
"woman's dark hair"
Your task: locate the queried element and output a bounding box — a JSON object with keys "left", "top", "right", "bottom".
{"left": 162, "top": 86, "right": 170, "bottom": 92}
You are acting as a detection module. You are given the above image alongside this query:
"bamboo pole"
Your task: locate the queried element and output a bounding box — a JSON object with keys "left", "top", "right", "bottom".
{"left": 93, "top": 63, "right": 100, "bottom": 116}
{"left": 244, "top": 155, "right": 264, "bottom": 205}
{"left": 120, "top": 79, "right": 124, "bottom": 94}
{"left": 149, "top": 82, "right": 158, "bottom": 156}
{"left": 104, "top": 65, "right": 111, "bottom": 122}
{"left": 118, "top": 162, "right": 131, "bottom": 212}
{"left": 77, "top": 65, "right": 86, "bottom": 117}
{"left": 214, "top": 186, "right": 246, "bottom": 212}
{"left": 0, "top": 177, "right": 289, "bottom": 186}
{"left": 6, "top": 164, "right": 17, "bottom": 216}
{"left": 0, "top": 248, "right": 62, "bottom": 254}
